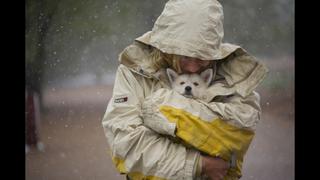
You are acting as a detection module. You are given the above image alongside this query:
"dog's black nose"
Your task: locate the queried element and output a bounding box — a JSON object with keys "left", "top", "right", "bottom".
{"left": 185, "top": 86, "right": 192, "bottom": 92}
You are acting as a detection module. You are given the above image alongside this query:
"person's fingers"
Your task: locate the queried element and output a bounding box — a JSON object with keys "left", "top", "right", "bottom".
{"left": 227, "top": 161, "right": 231, "bottom": 169}
{"left": 213, "top": 174, "right": 223, "bottom": 180}
{"left": 219, "top": 173, "right": 226, "bottom": 180}
{"left": 223, "top": 160, "right": 230, "bottom": 169}
{"left": 223, "top": 169, "right": 228, "bottom": 176}
{"left": 215, "top": 157, "right": 229, "bottom": 169}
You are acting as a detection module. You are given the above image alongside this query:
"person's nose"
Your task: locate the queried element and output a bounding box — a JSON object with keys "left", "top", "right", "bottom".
{"left": 188, "top": 58, "right": 202, "bottom": 63}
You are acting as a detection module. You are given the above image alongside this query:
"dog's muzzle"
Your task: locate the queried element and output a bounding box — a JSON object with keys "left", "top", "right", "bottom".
{"left": 183, "top": 86, "right": 193, "bottom": 98}
{"left": 185, "top": 86, "right": 192, "bottom": 92}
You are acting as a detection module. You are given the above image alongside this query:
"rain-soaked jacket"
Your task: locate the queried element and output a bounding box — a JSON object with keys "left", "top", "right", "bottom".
{"left": 102, "top": 0, "right": 268, "bottom": 179}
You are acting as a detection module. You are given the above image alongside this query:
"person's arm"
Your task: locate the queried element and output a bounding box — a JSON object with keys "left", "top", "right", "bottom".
{"left": 141, "top": 88, "right": 261, "bottom": 179}
{"left": 102, "top": 65, "right": 200, "bottom": 179}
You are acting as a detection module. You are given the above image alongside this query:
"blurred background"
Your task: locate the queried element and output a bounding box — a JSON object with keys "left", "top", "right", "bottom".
{"left": 25, "top": 0, "right": 294, "bottom": 180}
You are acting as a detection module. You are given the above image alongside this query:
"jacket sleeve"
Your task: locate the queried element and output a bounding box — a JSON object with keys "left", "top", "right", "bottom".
{"left": 101, "top": 65, "right": 200, "bottom": 180}
{"left": 141, "top": 88, "right": 261, "bottom": 179}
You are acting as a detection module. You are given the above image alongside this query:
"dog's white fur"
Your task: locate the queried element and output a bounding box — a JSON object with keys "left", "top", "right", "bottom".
{"left": 167, "top": 68, "right": 213, "bottom": 99}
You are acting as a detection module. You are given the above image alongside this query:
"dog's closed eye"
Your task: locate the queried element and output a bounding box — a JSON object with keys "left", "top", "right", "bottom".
{"left": 193, "top": 82, "right": 199, "bottom": 86}
{"left": 180, "top": 82, "right": 185, "bottom": 85}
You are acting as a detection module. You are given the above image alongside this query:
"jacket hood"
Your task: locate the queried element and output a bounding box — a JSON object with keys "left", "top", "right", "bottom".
{"left": 137, "top": 0, "right": 236, "bottom": 60}
{"left": 118, "top": 0, "right": 269, "bottom": 98}
{"left": 119, "top": 40, "right": 269, "bottom": 98}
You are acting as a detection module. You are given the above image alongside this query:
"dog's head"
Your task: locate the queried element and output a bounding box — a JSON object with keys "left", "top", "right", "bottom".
{"left": 166, "top": 68, "right": 213, "bottom": 99}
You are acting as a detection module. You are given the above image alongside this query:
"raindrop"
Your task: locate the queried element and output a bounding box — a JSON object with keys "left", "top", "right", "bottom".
{"left": 73, "top": 169, "right": 79, "bottom": 174}
{"left": 60, "top": 152, "right": 66, "bottom": 158}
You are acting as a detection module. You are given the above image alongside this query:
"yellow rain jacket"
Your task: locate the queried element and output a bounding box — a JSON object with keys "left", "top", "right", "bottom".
{"left": 102, "top": 0, "right": 268, "bottom": 179}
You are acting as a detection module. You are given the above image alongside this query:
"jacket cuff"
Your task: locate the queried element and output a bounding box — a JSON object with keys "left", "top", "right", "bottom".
{"left": 184, "top": 149, "right": 200, "bottom": 180}
{"left": 141, "top": 100, "right": 177, "bottom": 137}
{"left": 195, "top": 154, "right": 202, "bottom": 178}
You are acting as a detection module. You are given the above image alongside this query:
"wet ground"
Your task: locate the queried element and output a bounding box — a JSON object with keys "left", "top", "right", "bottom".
{"left": 26, "top": 83, "right": 294, "bottom": 180}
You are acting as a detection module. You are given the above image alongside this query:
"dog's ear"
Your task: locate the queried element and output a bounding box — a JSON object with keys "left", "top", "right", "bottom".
{"left": 166, "top": 68, "right": 179, "bottom": 84}
{"left": 200, "top": 69, "right": 213, "bottom": 86}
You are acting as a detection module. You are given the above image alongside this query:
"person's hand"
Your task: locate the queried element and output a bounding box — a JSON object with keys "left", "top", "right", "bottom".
{"left": 201, "top": 155, "right": 229, "bottom": 180}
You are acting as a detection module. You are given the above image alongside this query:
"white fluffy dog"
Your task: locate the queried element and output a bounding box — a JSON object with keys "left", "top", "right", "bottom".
{"left": 166, "top": 68, "right": 213, "bottom": 99}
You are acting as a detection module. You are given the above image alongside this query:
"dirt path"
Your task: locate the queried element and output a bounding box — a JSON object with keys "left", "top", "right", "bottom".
{"left": 26, "top": 86, "right": 294, "bottom": 180}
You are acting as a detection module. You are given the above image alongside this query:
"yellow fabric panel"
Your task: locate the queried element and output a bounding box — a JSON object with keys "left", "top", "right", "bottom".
{"left": 159, "top": 105, "right": 255, "bottom": 178}
{"left": 128, "top": 172, "right": 167, "bottom": 180}
{"left": 112, "top": 156, "right": 127, "bottom": 174}
{"left": 112, "top": 157, "right": 168, "bottom": 180}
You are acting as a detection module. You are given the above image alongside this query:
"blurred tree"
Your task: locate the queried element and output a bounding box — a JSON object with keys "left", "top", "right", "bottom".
{"left": 26, "top": 0, "right": 61, "bottom": 106}
{"left": 26, "top": 0, "right": 167, "bottom": 104}
{"left": 26, "top": 0, "right": 293, "bottom": 104}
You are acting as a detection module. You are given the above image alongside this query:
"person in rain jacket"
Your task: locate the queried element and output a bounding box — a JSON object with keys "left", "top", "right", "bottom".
{"left": 102, "top": 0, "right": 268, "bottom": 179}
